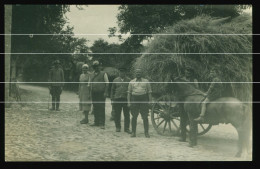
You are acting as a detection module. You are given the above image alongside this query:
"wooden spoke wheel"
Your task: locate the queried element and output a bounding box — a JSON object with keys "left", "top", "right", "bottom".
{"left": 151, "top": 95, "right": 212, "bottom": 136}
{"left": 185, "top": 122, "right": 212, "bottom": 136}
{"left": 151, "top": 95, "right": 180, "bottom": 136}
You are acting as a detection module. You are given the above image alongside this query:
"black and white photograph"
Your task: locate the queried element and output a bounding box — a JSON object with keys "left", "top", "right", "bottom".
{"left": 4, "top": 4, "right": 252, "bottom": 161}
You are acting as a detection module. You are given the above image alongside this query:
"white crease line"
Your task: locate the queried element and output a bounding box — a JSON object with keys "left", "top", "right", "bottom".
{"left": 0, "top": 34, "right": 256, "bottom": 36}
{"left": 1, "top": 82, "right": 254, "bottom": 83}
{"left": 2, "top": 102, "right": 254, "bottom": 104}
{"left": 1, "top": 53, "right": 255, "bottom": 55}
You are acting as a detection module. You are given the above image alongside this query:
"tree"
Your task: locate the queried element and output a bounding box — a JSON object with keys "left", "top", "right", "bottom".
{"left": 90, "top": 39, "right": 135, "bottom": 69}
{"left": 110, "top": 5, "right": 250, "bottom": 47}
{"left": 11, "top": 5, "right": 89, "bottom": 82}
{"left": 5, "top": 5, "right": 12, "bottom": 103}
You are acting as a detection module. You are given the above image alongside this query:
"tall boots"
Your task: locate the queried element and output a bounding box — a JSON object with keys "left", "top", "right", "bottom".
{"left": 51, "top": 102, "right": 55, "bottom": 111}
{"left": 51, "top": 96, "right": 60, "bottom": 111}
{"left": 131, "top": 118, "right": 150, "bottom": 138}
{"left": 80, "top": 111, "right": 89, "bottom": 124}
{"left": 131, "top": 118, "right": 136, "bottom": 137}
{"left": 51, "top": 96, "right": 55, "bottom": 111}
{"left": 56, "top": 102, "right": 60, "bottom": 111}
{"left": 56, "top": 96, "right": 60, "bottom": 111}
{"left": 143, "top": 118, "right": 150, "bottom": 138}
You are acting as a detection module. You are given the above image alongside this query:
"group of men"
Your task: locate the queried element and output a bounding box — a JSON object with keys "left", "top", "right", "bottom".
{"left": 48, "top": 59, "right": 222, "bottom": 139}
{"left": 48, "top": 59, "right": 153, "bottom": 138}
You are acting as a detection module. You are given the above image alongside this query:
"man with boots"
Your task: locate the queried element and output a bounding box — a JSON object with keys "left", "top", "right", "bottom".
{"left": 90, "top": 61, "right": 109, "bottom": 129}
{"left": 127, "top": 68, "right": 152, "bottom": 138}
{"left": 48, "top": 60, "right": 64, "bottom": 111}
{"left": 111, "top": 67, "right": 131, "bottom": 134}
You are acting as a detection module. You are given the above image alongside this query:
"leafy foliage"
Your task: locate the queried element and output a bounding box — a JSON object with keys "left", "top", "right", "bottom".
{"left": 90, "top": 38, "right": 140, "bottom": 70}
{"left": 11, "top": 5, "right": 89, "bottom": 82}
{"left": 111, "top": 5, "right": 250, "bottom": 48}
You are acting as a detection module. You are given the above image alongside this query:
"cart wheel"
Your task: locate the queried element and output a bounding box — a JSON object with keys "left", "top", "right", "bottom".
{"left": 151, "top": 95, "right": 180, "bottom": 136}
{"left": 186, "top": 123, "right": 212, "bottom": 136}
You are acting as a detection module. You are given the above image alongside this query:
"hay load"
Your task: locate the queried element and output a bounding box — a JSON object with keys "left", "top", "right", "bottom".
{"left": 133, "top": 14, "right": 252, "bottom": 102}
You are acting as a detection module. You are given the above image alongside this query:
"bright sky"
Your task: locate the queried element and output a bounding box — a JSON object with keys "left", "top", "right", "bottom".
{"left": 65, "top": 5, "right": 122, "bottom": 46}
{"left": 65, "top": 5, "right": 252, "bottom": 47}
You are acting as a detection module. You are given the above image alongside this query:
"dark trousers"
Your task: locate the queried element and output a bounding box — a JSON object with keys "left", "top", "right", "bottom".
{"left": 92, "top": 91, "right": 106, "bottom": 126}
{"left": 50, "top": 86, "right": 62, "bottom": 110}
{"left": 130, "top": 94, "right": 149, "bottom": 133}
{"left": 179, "top": 104, "right": 188, "bottom": 140}
{"left": 114, "top": 98, "right": 130, "bottom": 131}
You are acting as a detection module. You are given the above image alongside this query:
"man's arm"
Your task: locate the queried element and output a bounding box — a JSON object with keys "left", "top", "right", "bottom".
{"left": 48, "top": 70, "right": 52, "bottom": 90}
{"left": 127, "top": 82, "right": 132, "bottom": 107}
{"left": 78, "top": 74, "right": 81, "bottom": 95}
{"left": 111, "top": 79, "right": 116, "bottom": 101}
{"left": 104, "top": 73, "right": 109, "bottom": 97}
{"left": 61, "top": 69, "right": 65, "bottom": 88}
{"left": 194, "top": 79, "right": 199, "bottom": 89}
{"left": 146, "top": 80, "right": 153, "bottom": 103}
{"left": 206, "top": 78, "right": 217, "bottom": 95}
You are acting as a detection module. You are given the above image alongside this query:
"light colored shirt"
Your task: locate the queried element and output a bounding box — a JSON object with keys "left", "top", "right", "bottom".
{"left": 128, "top": 78, "right": 152, "bottom": 95}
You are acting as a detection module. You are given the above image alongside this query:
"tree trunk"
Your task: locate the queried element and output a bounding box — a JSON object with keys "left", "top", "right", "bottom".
{"left": 5, "top": 5, "right": 12, "bottom": 107}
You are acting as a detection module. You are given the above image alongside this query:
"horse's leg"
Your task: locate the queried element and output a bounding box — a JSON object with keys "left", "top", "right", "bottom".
{"left": 240, "top": 120, "right": 252, "bottom": 159}
{"left": 179, "top": 109, "right": 187, "bottom": 141}
{"left": 188, "top": 121, "right": 198, "bottom": 147}
{"left": 232, "top": 107, "right": 251, "bottom": 159}
{"left": 235, "top": 127, "right": 243, "bottom": 157}
{"left": 187, "top": 112, "right": 198, "bottom": 147}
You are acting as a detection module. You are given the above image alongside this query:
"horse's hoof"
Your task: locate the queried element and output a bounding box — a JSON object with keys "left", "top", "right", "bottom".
{"left": 188, "top": 143, "right": 196, "bottom": 148}
{"left": 178, "top": 138, "right": 186, "bottom": 142}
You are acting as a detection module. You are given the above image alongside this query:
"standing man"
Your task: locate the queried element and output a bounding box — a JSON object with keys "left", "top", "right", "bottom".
{"left": 48, "top": 60, "right": 64, "bottom": 111}
{"left": 111, "top": 67, "right": 131, "bottom": 133}
{"left": 178, "top": 66, "right": 199, "bottom": 142}
{"left": 90, "top": 60, "right": 109, "bottom": 129}
{"left": 127, "top": 68, "right": 152, "bottom": 138}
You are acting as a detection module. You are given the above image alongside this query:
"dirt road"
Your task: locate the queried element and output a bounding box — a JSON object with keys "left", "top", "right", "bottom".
{"left": 5, "top": 84, "right": 252, "bottom": 161}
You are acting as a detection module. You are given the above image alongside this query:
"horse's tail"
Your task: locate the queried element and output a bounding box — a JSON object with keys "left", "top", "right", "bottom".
{"left": 242, "top": 104, "right": 252, "bottom": 127}
{"left": 241, "top": 103, "right": 252, "bottom": 151}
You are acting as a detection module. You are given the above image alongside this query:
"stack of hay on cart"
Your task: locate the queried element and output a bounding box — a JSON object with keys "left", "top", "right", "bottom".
{"left": 132, "top": 14, "right": 252, "bottom": 103}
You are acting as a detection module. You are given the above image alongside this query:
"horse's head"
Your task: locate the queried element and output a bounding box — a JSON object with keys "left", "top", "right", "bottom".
{"left": 171, "top": 75, "right": 204, "bottom": 97}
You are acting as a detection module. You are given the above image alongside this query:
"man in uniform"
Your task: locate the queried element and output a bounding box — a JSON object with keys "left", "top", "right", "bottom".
{"left": 194, "top": 68, "right": 223, "bottom": 122}
{"left": 127, "top": 68, "right": 152, "bottom": 138}
{"left": 111, "top": 67, "right": 131, "bottom": 133}
{"left": 90, "top": 60, "right": 109, "bottom": 129}
{"left": 48, "top": 60, "right": 64, "bottom": 111}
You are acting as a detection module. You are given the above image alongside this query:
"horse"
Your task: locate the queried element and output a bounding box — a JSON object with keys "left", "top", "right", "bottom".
{"left": 172, "top": 77, "right": 252, "bottom": 158}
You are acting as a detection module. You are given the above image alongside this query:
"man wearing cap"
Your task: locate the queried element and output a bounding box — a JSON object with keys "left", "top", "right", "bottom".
{"left": 90, "top": 60, "right": 109, "bottom": 129}
{"left": 111, "top": 67, "right": 131, "bottom": 133}
{"left": 127, "top": 68, "right": 152, "bottom": 138}
{"left": 48, "top": 60, "right": 64, "bottom": 111}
